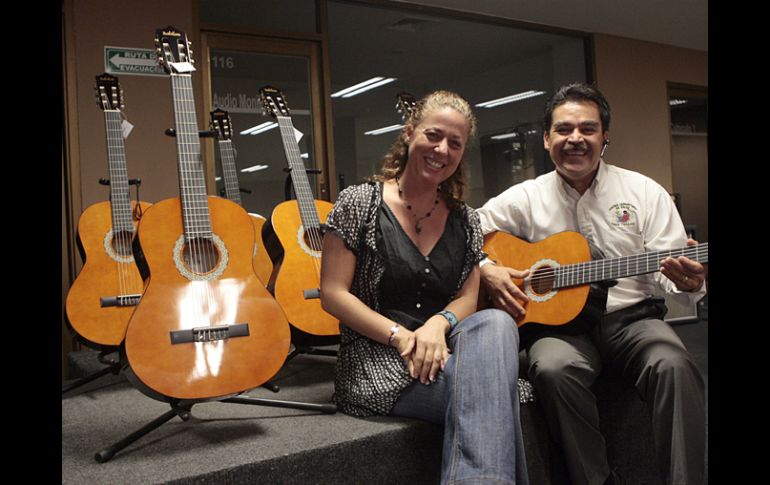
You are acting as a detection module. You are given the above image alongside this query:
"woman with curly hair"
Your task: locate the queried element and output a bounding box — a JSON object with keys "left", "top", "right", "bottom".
{"left": 321, "top": 90, "right": 529, "bottom": 484}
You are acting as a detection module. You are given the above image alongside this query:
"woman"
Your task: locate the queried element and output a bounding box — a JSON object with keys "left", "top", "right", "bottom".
{"left": 320, "top": 90, "right": 528, "bottom": 484}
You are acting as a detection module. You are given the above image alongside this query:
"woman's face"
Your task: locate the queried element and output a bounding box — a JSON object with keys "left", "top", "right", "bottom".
{"left": 404, "top": 106, "right": 469, "bottom": 187}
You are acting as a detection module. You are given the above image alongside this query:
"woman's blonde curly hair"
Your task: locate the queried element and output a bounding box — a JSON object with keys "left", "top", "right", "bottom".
{"left": 370, "top": 90, "right": 477, "bottom": 210}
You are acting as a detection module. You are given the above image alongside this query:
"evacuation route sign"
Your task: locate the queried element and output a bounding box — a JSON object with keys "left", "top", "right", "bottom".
{"left": 105, "top": 46, "right": 165, "bottom": 76}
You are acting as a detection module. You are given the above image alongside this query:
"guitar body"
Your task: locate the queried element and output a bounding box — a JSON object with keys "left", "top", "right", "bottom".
{"left": 482, "top": 231, "right": 591, "bottom": 327}
{"left": 66, "top": 200, "right": 151, "bottom": 347}
{"left": 248, "top": 213, "right": 273, "bottom": 286}
{"left": 265, "top": 199, "right": 339, "bottom": 336}
{"left": 125, "top": 196, "right": 291, "bottom": 400}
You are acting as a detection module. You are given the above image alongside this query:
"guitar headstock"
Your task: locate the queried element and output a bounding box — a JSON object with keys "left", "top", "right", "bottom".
{"left": 154, "top": 26, "right": 194, "bottom": 74}
{"left": 395, "top": 91, "right": 417, "bottom": 122}
{"left": 259, "top": 85, "right": 291, "bottom": 118}
{"left": 210, "top": 108, "right": 233, "bottom": 141}
{"left": 95, "top": 73, "right": 123, "bottom": 111}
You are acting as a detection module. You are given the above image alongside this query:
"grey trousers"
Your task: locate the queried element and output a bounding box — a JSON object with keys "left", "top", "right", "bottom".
{"left": 526, "top": 299, "right": 706, "bottom": 485}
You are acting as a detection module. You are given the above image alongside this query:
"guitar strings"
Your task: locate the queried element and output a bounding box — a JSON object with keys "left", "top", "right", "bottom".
{"left": 277, "top": 115, "right": 324, "bottom": 281}
{"left": 174, "top": 73, "right": 216, "bottom": 329}
{"left": 105, "top": 109, "right": 142, "bottom": 303}
{"left": 524, "top": 244, "right": 708, "bottom": 288}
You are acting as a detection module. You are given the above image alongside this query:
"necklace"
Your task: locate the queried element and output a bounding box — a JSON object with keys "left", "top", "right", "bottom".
{"left": 395, "top": 177, "right": 440, "bottom": 235}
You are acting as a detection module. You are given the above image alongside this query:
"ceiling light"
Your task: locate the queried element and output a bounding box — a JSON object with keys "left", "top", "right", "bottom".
{"left": 240, "top": 122, "right": 277, "bottom": 135}
{"left": 332, "top": 77, "right": 397, "bottom": 98}
{"left": 365, "top": 124, "right": 404, "bottom": 135}
{"left": 490, "top": 132, "right": 519, "bottom": 140}
{"left": 476, "top": 90, "right": 546, "bottom": 108}
{"left": 669, "top": 99, "right": 688, "bottom": 106}
{"left": 241, "top": 164, "right": 269, "bottom": 173}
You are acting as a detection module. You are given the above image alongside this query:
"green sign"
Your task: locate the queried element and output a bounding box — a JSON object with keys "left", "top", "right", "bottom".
{"left": 105, "top": 46, "right": 165, "bottom": 76}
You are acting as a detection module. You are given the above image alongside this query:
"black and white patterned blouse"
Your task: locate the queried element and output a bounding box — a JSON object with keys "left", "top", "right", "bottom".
{"left": 324, "top": 181, "right": 485, "bottom": 416}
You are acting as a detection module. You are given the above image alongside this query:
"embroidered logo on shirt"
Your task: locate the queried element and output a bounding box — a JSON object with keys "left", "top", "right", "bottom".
{"left": 609, "top": 203, "right": 638, "bottom": 228}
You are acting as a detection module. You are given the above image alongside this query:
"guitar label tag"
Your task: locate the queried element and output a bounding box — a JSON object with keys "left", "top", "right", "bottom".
{"left": 121, "top": 120, "right": 134, "bottom": 139}
{"left": 293, "top": 127, "right": 303, "bottom": 143}
{"left": 169, "top": 61, "right": 196, "bottom": 73}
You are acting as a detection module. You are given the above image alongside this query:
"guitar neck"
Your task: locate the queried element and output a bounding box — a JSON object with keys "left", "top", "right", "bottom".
{"left": 276, "top": 115, "right": 322, "bottom": 228}
{"left": 554, "top": 242, "right": 709, "bottom": 289}
{"left": 216, "top": 138, "right": 242, "bottom": 205}
{"left": 104, "top": 110, "right": 134, "bottom": 233}
{"left": 170, "top": 73, "right": 212, "bottom": 240}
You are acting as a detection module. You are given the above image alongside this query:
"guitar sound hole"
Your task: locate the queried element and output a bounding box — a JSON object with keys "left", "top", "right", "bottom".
{"left": 530, "top": 266, "right": 555, "bottom": 295}
{"left": 111, "top": 231, "right": 134, "bottom": 257}
{"left": 303, "top": 227, "right": 324, "bottom": 252}
{"left": 183, "top": 238, "right": 220, "bottom": 274}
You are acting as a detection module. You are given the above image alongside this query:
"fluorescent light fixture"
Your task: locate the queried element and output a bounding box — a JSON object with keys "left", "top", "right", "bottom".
{"left": 215, "top": 176, "right": 222, "bottom": 181}
{"left": 476, "top": 90, "right": 546, "bottom": 108}
{"left": 241, "top": 164, "right": 269, "bottom": 173}
{"left": 490, "top": 132, "right": 518, "bottom": 140}
{"left": 365, "top": 124, "right": 404, "bottom": 136}
{"left": 301, "top": 153, "right": 309, "bottom": 159}
{"left": 240, "top": 122, "right": 277, "bottom": 135}
{"left": 332, "top": 76, "right": 397, "bottom": 98}
{"left": 669, "top": 99, "right": 688, "bottom": 106}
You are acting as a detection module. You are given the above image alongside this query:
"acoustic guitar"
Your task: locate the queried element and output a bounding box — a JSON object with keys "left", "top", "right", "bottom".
{"left": 482, "top": 231, "right": 708, "bottom": 327}
{"left": 258, "top": 86, "right": 339, "bottom": 337}
{"left": 65, "top": 73, "right": 151, "bottom": 348}
{"left": 124, "top": 27, "right": 291, "bottom": 401}
{"left": 210, "top": 108, "right": 273, "bottom": 285}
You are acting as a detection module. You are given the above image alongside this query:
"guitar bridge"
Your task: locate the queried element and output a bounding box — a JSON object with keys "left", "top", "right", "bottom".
{"left": 169, "top": 323, "right": 250, "bottom": 344}
{"left": 100, "top": 294, "right": 141, "bottom": 308}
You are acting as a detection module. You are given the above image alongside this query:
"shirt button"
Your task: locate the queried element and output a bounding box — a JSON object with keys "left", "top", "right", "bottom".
{"left": 424, "top": 256, "right": 430, "bottom": 262}
{"left": 421, "top": 282, "right": 427, "bottom": 288}
{"left": 424, "top": 268, "right": 430, "bottom": 274}
{"left": 416, "top": 303, "right": 421, "bottom": 309}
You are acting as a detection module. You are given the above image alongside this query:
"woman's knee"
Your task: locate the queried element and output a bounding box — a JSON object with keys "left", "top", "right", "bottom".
{"left": 461, "top": 308, "right": 519, "bottom": 346}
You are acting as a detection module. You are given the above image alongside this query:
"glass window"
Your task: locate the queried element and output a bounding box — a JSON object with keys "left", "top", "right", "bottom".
{"left": 209, "top": 48, "right": 317, "bottom": 218}
{"left": 327, "top": 1, "right": 588, "bottom": 207}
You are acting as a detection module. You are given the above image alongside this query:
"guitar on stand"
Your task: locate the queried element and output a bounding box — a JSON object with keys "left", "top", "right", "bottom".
{"left": 209, "top": 108, "right": 273, "bottom": 285}
{"left": 94, "top": 27, "right": 334, "bottom": 464}
{"left": 259, "top": 86, "right": 340, "bottom": 347}
{"left": 65, "top": 74, "right": 151, "bottom": 350}
{"left": 481, "top": 230, "right": 709, "bottom": 328}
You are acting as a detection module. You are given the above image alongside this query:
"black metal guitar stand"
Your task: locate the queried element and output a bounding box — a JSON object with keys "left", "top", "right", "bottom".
{"left": 62, "top": 350, "right": 122, "bottom": 395}
{"left": 93, "top": 386, "right": 336, "bottom": 463}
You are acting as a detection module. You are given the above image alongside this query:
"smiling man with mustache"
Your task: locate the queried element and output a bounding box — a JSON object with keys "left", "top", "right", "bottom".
{"left": 476, "top": 83, "right": 706, "bottom": 485}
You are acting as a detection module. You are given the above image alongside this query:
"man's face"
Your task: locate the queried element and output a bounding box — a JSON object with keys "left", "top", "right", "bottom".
{"left": 544, "top": 100, "right": 608, "bottom": 188}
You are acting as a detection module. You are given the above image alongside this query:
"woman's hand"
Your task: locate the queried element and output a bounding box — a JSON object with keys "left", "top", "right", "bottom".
{"left": 407, "top": 316, "right": 450, "bottom": 385}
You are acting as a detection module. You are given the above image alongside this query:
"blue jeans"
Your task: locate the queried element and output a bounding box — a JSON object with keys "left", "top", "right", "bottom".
{"left": 390, "top": 308, "right": 529, "bottom": 485}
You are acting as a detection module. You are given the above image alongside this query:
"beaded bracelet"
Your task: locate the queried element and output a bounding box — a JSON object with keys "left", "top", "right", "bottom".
{"left": 436, "top": 310, "right": 458, "bottom": 331}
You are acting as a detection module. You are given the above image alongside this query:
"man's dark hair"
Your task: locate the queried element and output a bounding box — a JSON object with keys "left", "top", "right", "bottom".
{"left": 543, "top": 82, "right": 611, "bottom": 132}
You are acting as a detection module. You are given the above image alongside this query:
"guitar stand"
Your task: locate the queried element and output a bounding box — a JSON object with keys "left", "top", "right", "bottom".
{"left": 62, "top": 350, "right": 122, "bottom": 396}
{"left": 93, "top": 392, "right": 337, "bottom": 463}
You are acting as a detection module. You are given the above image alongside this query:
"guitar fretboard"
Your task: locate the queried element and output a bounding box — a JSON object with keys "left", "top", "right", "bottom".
{"left": 216, "top": 138, "right": 242, "bottom": 205}
{"left": 553, "top": 243, "right": 709, "bottom": 289}
{"left": 170, "top": 74, "right": 212, "bottom": 241}
{"left": 276, "top": 115, "right": 322, "bottom": 231}
{"left": 104, "top": 110, "right": 134, "bottom": 233}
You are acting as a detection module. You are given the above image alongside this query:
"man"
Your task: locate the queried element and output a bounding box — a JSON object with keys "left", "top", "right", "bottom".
{"left": 476, "top": 83, "right": 706, "bottom": 485}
